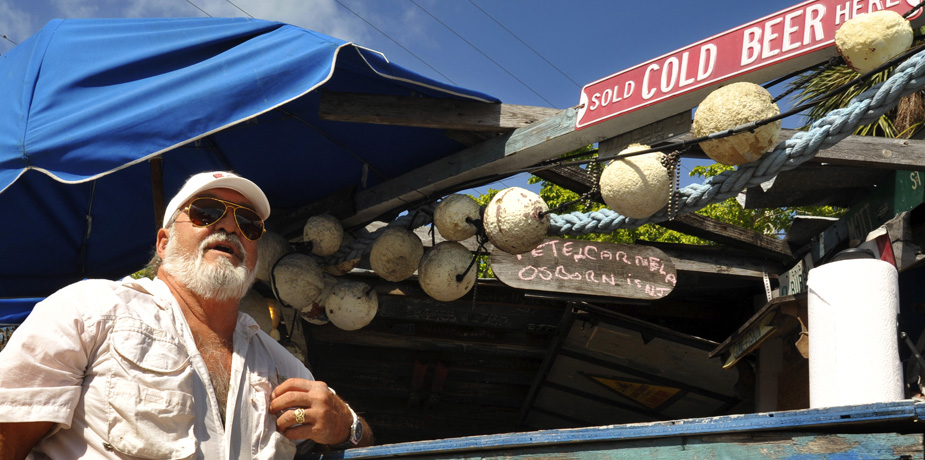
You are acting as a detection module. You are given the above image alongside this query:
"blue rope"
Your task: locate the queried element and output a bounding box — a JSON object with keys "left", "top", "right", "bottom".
{"left": 549, "top": 47, "right": 925, "bottom": 235}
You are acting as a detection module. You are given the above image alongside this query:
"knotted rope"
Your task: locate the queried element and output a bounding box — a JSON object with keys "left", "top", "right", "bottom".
{"left": 549, "top": 47, "right": 925, "bottom": 235}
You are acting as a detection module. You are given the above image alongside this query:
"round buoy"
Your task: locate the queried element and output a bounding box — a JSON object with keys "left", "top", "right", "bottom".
{"left": 434, "top": 194, "right": 481, "bottom": 241}
{"left": 271, "top": 253, "right": 325, "bottom": 314}
{"left": 418, "top": 241, "right": 477, "bottom": 301}
{"left": 599, "top": 144, "right": 670, "bottom": 219}
{"left": 692, "top": 82, "right": 781, "bottom": 165}
{"left": 483, "top": 187, "right": 549, "bottom": 255}
{"left": 326, "top": 281, "right": 378, "bottom": 331}
{"left": 256, "top": 231, "right": 292, "bottom": 283}
{"left": 370, "top": 227, "right": 424, "bottom": 282}
{"left": 302, "top": 214, "right": 343, "bottom": 257}
{"left": 836, "top": 10, "right": 913, "bottom": 74}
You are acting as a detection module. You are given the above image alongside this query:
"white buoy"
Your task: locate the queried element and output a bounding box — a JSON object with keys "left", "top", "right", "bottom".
{"left": 434, "top": 194, "right": 481, "bottom": 241}
{"left": 836, "top": 10, "right": 913, "bottom": 74}
{"left": 271, "top": 253, "right": 325, "bottom": 314}
{"left": 483, "top": 187, "right": 549, "bottom": 255}
{"left": 326, "top": 281, "right": 378, "bottom": 331}
{"left": 692, "top": 82, "right": 781, "bottom": 166}
{"left": 370, "top": 227, "right": 424, "bottom": 282}
{"left": 301, "top": 273, "right": 337, "bottom": 324}
{"left": 302, "top": 214, "right": 343, "bottom": 257}
{"left": 599, "top": 144, "right": 670, "bottom": 219}
{"left": 256, "top": 230, "right": 292, "bottom": 283}
{"left": 418, "top": 241, "right": 477, "bottom": 301}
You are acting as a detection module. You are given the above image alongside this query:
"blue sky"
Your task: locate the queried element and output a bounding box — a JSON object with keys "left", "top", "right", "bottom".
{"left": 0, "top": 0, "right": 804, "bottom": 195}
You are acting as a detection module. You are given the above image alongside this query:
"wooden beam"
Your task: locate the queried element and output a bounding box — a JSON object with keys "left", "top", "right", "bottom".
{"left": 659, "top": 214, "right": 792, "bottom": 262}
{"left": 669, "top": 129, "right": 925, "bottom": 171}
{"left": 654, "top": 244, "right": 786, "bottom": 278}
{"left": 318, "top": 91, "right": 560, "bottom": 131}
{"left": 268, "top": 186, "right": 355, "bottom": 239}
{"left": 743, "top": 164, "right": 891, "bottom": 209}
{"left": 340, "top": 106, "right": 618, "bottom": 227}
{"left": 598, "top": 111, "right": 692, "bottom": 153}
{"left": 811, "top": 134, "right": 925, "bottom": 171}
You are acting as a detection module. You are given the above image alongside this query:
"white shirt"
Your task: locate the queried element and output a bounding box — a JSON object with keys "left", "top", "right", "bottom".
{"left": 0, "top": 277, "right": 313, "bottom": 459}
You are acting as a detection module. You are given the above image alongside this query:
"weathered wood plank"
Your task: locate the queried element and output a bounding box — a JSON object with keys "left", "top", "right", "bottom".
{"left": 490, "top": 239, "right": 677, "bottom": 299}
{"left": 743, "top": 164, "right": 892, "bottom": 209}
{"left": 811, "top": 134, "right": 925, "bottom": 171}
{"left": 308, "top": 401, "right": 925, "bottom": 459}
{"left": 655, "top": 244, "right": 785, "bottom": 278}
{"left": 343, "top": 106, "right": 588, "bottom": 227}
{"left": 376, "top": 295, "right": 562, "bottom": 331}
{"left": 670, "top": 129, "right": 925, "bottom": 171}
{"left": 598, "top": 111, "right": 692, "bottom": 153}
{"left": 270, "top": 186, "right": 356, "bottom": 239}
{"left": 659, "top": 214, "right": 793, "bottom": 262}
{"left": 318, "top": 92, "right": 560, "bottom": 131}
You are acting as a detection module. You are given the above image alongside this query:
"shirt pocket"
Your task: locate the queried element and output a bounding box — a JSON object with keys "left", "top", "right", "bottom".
{"left": 250, "top": 371, "right": 296, "bottom": 459}
{"left": 106, "top": 316, "right": 196, "bottom": 459}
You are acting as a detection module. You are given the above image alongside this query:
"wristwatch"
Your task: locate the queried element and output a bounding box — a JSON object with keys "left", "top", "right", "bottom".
{"left": 334, "top": 404, "right": 362, "bottom": 449}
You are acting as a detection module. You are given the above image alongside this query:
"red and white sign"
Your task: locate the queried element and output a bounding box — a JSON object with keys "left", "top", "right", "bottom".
{"left": 576, "top": 0, "right": 922, "bottom": 130}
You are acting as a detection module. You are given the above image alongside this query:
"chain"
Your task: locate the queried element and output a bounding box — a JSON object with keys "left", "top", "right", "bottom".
{"left": 540, "top": 162, "right": 604, "bottom": 217}
{"left": 584, "top": 161, "right": 601, "bottom": 211}
{"left": 660, "top": 150, "right": 683, "bottom": 220}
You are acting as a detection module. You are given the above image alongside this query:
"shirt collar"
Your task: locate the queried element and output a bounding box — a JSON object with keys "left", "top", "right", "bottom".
{"left": 236, "top": 310, "right": 261, "bottom": 339}
{"left": 121, "top": 275, "right": 261, "bottom": 338}
{"left": 120, "top": 276, "right": 173, "bottom": 310}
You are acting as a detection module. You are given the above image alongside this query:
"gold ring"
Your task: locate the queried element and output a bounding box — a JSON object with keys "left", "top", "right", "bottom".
{"left": 294, "top": 408, "right": 305, "bottom": 425}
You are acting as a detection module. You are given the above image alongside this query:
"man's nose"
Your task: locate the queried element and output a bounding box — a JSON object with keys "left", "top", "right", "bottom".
{"left": 213, "top": 208, "right": 238, "bottom": 235}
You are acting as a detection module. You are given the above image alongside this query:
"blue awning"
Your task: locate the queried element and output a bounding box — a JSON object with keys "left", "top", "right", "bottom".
{"left": 0, "top": 18, "right": 498, "bottom": 298}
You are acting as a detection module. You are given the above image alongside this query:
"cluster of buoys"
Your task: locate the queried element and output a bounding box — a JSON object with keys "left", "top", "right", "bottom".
{"left": 250, "top": 214, "right": 381, "bottom": 334}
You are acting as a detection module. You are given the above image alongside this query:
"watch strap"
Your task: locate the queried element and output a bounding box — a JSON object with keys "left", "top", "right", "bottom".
{"left": 332, "top": 404, "right": 361, "bottom": 449}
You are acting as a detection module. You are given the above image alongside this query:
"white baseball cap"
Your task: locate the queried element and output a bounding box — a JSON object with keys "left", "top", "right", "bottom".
{"left": 163, "top": 171, "right": 271, "bottom": 228}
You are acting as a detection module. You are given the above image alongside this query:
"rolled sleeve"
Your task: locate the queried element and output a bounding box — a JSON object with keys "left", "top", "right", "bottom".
{"left": 0, "top": 284, "right": 102, "bottom": 427}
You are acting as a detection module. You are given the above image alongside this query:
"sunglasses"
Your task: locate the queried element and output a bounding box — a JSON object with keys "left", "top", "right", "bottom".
{"left": 182, "top": 197, "right": 266, "bottom": 241}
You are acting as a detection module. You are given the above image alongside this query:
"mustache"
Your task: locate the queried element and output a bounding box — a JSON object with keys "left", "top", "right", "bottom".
{"left": 199, "top": 231, "right": 247, "bottom": 262}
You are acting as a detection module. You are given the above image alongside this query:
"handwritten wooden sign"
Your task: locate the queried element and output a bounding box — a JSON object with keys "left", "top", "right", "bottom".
{"left": 490, "top": 239, "right": 677, "bottom": 299}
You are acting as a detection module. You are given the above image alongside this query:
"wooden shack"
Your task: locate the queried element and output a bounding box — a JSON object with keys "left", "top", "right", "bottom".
{"left": 278, "top": 2, "right": 925, "bottom": 457}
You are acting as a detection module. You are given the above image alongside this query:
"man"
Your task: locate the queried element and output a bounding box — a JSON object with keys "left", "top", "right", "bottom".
{"left": 0, "top": 171, "right": 372, "bottom": 459}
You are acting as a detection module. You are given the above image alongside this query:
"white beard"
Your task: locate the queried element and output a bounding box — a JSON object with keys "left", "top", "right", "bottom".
{"left": 162, "top": 227, "right": 256, "bottom": 302}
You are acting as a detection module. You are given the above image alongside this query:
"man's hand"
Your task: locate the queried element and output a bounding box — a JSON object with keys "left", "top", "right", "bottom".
{"left": 269, "top": 379, "right": 352, "bottom": 445}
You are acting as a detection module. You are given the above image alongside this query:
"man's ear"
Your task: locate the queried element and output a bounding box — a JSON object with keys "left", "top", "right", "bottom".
{"left": 156, "top": 227, "right": 170, "bottom": 259}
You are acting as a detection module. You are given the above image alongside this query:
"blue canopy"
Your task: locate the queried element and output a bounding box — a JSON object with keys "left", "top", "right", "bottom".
{"left": 0, "top": 18, "right": 497, "bottom": 299}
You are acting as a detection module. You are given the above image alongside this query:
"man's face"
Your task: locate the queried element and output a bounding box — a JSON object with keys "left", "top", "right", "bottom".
{"left": 158, "top": 188, "right": 261, "bottom": 301}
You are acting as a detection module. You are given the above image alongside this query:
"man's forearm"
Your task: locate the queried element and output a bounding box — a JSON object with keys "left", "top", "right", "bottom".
{"left": 0, "top": 421, "right": 54, "bottom": 460}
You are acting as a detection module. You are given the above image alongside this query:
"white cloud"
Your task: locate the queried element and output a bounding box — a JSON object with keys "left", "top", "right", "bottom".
{"left": 0, "top": 0, "right": 36, "bottom": 52}
{"left": 236, "top": 0, "right": 376, "bottom": 45}
{"left": 49, "top": 0, "right": 102, "bottom": 18}
{"left": 1, "top": 0, "right": 439, "bottom": 68}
